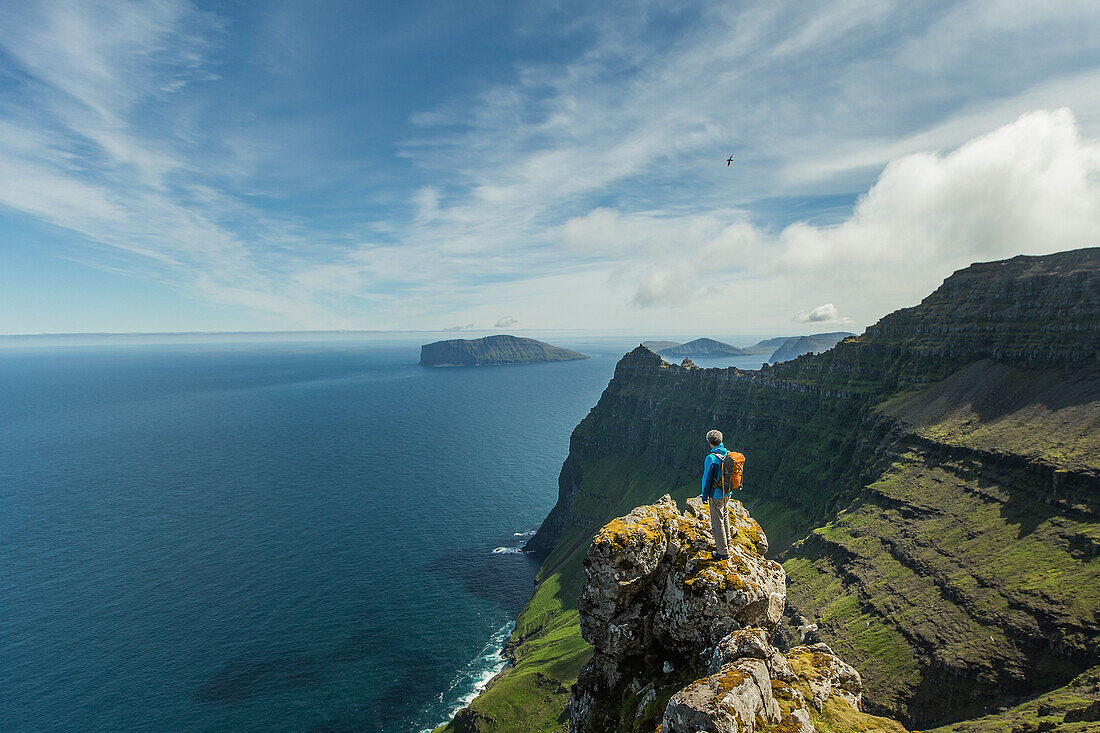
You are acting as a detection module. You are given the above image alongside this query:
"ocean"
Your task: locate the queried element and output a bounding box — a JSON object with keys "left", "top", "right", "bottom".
{"left": 0, "top": 337, "right": 767, "bottom": 732}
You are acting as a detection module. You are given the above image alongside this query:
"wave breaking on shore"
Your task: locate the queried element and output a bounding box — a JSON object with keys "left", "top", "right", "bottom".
{"left": 421, "top": 621, "right": 514, "bottom": 732}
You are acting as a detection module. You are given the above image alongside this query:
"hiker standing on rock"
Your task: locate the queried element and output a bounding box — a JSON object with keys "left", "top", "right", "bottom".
{"left": 701, "top": 429, "right": 744, "bottom": 559}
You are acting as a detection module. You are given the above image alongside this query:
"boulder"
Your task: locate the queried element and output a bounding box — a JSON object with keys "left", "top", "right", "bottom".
{"left": 663, "top": 659, "right": 780, "bottom": 733}
{"left": 710, "top": 628, "right": 798, "bottom": 683}
{"left": 578, "top": 494, "right": 783, "bottom": 667}
{"left": 577, "top": 496, "right": 678, "bottom": 660}
{"left": 787, "top": 643, "right": 863, "bottom": 712}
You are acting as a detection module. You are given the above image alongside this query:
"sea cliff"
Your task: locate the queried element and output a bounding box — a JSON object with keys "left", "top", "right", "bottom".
{"left": 438, "top": 248, "right": 1100, "bottom": 731}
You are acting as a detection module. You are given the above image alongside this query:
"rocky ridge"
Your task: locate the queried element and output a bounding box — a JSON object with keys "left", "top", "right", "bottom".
{"left": 571, "top": 495, "right": 904, "bottom": 733}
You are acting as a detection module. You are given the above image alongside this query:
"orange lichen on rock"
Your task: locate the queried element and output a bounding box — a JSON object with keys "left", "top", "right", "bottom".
{"left": 593, "top": 514, "right": 666, "bottom": 552}
{"left": 712, "top": 666, "right": 749, "bottom": 693}
{"left": 786, "top": 644, "right": 863, "bottom": 712}
{"left": 683, "top": 553, "right": 754, "bottom": 593}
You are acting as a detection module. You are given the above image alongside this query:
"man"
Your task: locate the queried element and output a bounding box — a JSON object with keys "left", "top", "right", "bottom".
{"left": 701, "top": 429, "right": 734, "bottom": 559}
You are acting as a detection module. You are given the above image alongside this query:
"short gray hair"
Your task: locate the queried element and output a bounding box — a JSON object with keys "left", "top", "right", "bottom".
{"left": 706, "top": 429, "right": 723, "bottom": 446}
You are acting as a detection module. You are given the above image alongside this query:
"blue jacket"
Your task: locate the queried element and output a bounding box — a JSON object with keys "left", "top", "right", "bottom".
{"left": 701, "top": 443, "right": 729, "bottom": 502}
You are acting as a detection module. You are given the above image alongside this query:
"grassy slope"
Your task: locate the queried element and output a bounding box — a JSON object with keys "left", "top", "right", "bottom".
{"left": 783, "top": 364, "right": 1099, "bottom": 723}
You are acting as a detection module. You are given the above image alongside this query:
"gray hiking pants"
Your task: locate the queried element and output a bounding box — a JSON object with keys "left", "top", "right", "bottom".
{"left": 708, "top": 493, "right": 733, "bottom": 556}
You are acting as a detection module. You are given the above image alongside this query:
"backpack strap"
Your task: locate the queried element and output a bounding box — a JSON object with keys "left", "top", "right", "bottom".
{"left": 707, "top": 453, "right": 722, "bottom": 492}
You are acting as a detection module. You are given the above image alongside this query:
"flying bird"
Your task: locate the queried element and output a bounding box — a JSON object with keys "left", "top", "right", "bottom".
{"left": 726, "top": 155, "right": 734, "bottom": 166}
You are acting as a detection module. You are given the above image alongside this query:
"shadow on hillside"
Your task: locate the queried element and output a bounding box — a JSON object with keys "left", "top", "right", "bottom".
{"left": 928, "top": 447, "right": 1079, "bottom": 540}
{"left": 894, "top": 360, "right": 1100, "bottom": 426}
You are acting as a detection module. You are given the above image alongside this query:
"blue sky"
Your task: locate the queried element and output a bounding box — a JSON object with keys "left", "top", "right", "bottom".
{"left": 1, "top": 1, "right": 1098, "bottom": 335}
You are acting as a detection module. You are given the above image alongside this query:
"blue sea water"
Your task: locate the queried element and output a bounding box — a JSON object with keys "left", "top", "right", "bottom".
{"left": 0, "top": 338, "right": 767, "bottom": 732}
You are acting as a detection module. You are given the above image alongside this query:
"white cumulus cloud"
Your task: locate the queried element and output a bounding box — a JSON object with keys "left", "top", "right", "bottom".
{"left": 778, "top": 108, "right": 1100, "bottom": 275}
{"left": 495, "top": 316, "right": 518, "bottom": 328}
{"left": 796, "top": 304, "right": 841, "bottom": 323}
{"left": 550, "top": 109, "right": 1100, "bottom": 330}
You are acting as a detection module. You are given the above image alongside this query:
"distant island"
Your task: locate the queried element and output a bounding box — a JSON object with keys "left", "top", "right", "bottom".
{"left": 739, "top": 336, "right": 792, "bottom": 355}
{"left": 649, "top": 333, "right": 855, "bottom": 362}
{"left": 640, "top": 340, "right": 682, "bottom": 352}
{"left": 419, "top": 334, "right": 589, "bottom": 367}
{"left": 657, "top": 337, "right": 745, "bottom": 357}
{"left": 768, "top": 331, "right": 855, "bottom": 363}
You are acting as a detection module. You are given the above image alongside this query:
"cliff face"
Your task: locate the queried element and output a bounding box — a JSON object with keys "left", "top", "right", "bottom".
{"left": 441, "top": 248, "right": 1100, "bottom": 732}
{"left": 570, "top": 495, "right": 905, "bottom": 733}
{"left": 419, "top": 334, "right": 588, "bottom": 366}
{"left": 783, "top": 359, "right": 1099, "bottom": 720}
{"left": 777, "top": 249, "right": 1099, "bottom": 390}
{"left": 524, "top": 344, "right": 869, "bottom": 558}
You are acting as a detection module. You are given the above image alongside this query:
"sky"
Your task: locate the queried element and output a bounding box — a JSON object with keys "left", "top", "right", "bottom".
{"left": 0, "top": 0, "right": 1098, "bottom": 336}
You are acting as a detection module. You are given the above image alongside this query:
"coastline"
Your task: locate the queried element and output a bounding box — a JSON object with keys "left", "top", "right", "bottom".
{"left": 422, "top": 621, "right": 516, "bottom": 733}
{"left": 424, "top": 529, "right": 538, "bottom": 731}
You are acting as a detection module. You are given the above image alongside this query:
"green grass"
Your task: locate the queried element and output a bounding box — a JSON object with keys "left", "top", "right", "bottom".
{"left": 810, "top": 696, "right": 911, "bottom": 733}
{"left": 783, "top": 554, "right": 921, "bottom": 715}
{"left": 875, "top": 360, "right": 1100, "bottom": 473}
{"left": 781, "top": 428, "right": 1099, "bottom": 723}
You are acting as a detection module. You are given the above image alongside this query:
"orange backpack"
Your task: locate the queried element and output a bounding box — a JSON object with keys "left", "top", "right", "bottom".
{"left": 718, "top": 452, "right": 745, "bottom": 493}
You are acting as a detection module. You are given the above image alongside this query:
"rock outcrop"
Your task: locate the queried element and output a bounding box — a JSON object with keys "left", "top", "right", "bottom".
{"left": 571, "top": 496, "right": 903, "bottom": 733}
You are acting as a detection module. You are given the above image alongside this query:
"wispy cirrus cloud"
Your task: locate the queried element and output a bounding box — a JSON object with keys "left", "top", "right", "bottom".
{"left": 0, "top": 1, "right": 1098, "bottom": 332}
{"left": 387, "top": 1, "right": 1100, "bottom": 329}
{"left": 0, "top": 1, "right": 292, "bottom": 315}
